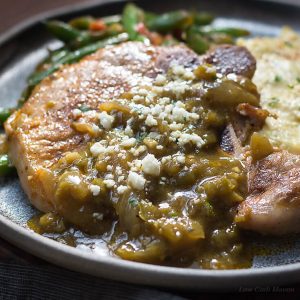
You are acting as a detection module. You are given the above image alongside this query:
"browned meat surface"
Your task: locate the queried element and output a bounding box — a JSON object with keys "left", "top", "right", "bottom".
{"left": 220, "top": 124, "right": 243, "bottom": 158}
{"left": 236, "top": 151, "right": 300, "bottom": 235}
{"left": 203, "top": 45, "right": 256, "bottom": 78}
{"left": 229, "top": 103, "right": 269, "bottom": 145}
{"left": 4, "top": 42, "right": 256, "bottom": 228}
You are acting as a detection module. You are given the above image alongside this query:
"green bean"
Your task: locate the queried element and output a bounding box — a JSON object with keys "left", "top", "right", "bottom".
{"left": 0, "top": 154, "right": 15, "bottom": 176}
{"left": 28, "top": 33, "right": 128, "bottom": 86}
{"left": 47, "top": 18, "right": 125, "bottom": 49}
{"left": 207, "top": 33, "right": 234, "bottom": 45}
{"left": 70, "top": 33, "right": 127, "bottom": 58}
{"left": 101, "top": 15, "right": 122, "bottom": 25}
{"left": 69, "top": 16, "right": 94, "bottom": 30}
{"left": 45, "top": 20, "right": 85, "bottom": 43}
{"left": 17, "top": 85, "right": 35, "bottom": 107}
{"left": 146, "top": 10, "right": 192, "bottom": 33}
{"left": 48, "top": 48, "right": 70, "bottom": 63}
{"left": 46, "top": 20, "right": 104, "bottom": 48}
{"left": 36, "top": 48, "right": 70, "bottom": 72}
{"left": 0, "top": 108, "right": 12, "bottom": 125}
{"left": 69, "top": 15, "right": 122, "bottom": 30}
{"left": 70, "top": 24, "right": 123, "bottom": 49}
{"left": 200, "top": 26, "right": 250, "bottom": 37}
{"left": 122, "top": 3, "right": 146, "bottom": 41}
{"left": 144, "top": 12, "right": 158, "bottom": 24}
{"left": 193, "top": 12, "right": 214, "bottom": 25}
{"left": 162, "top": 37, "right": 179, "bottom": 46}
{"left": 186, "top": 26, "right": 209, "bottom": 54}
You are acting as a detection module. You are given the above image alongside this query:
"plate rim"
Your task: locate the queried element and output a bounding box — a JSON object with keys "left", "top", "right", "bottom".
{"left": 1, "top": 0, "right": 300, "bottom": 290}
{"left": 1, "top": 209, "right": 300, "bottom": 290}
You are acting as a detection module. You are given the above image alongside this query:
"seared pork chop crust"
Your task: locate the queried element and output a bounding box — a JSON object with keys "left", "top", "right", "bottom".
{"left": 203, "top": 45, "right": 256, "bottom": 78}
{"left": 5, "top": 42, "right": 256, "bottom": 217}
{"left": 237, "top": 151, "right": 300, "bottom": 235}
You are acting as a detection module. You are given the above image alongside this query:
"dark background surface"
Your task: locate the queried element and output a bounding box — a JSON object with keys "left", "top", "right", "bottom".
{"left": 0, "top": 0, "right": 299, "bottom": 34}
{"left": 0, "top": 0, "right": 300, "bottom": 299}
{"left": 0, "top": 0, "right": 92, "bottom": 34}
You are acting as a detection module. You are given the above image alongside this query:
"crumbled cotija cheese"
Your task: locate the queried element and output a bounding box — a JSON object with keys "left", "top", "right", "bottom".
{"left": 99, "top": 111, "right": 114, "bottom": 129}
{"left": 121, "top": 137, "right": 137, "bottom": 148}
{"left": 145, "top": 115, "right": 158, "bottom": 127}
{"left": 90, "top": 142, "right": 106, "bottom": 156}
{"left": 89, "top": 184, "right": 101, "bottom": 196}
{"left": 103, "top": 179, "right": 115, "bottom": 188}
{"left": 71, "top": 108, "right": 82, "bottom": 119}
{"left": 117, "top": 185, "right": 128, "bottom": 194}
{"left": 72, "top": 63, "right": 208, "bottom": 201}
{"left": 67, "top": 175, "right": 81, "bottom": 185}
{"left": 128, "top": 171, "right": 146, "bottom": 190}
{"left": 178, "top": 133, "right": 204, "bottom": 148}
{"left": 154, "top": 74, "right": 167, "bottom": 86}
{"left": 141, "top": 154, "right": 161, "bottom": 176}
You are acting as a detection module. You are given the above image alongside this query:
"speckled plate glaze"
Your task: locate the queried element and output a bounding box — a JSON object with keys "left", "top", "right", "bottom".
{"left": 0, "top": 0, "right": 300, "bottom": 290}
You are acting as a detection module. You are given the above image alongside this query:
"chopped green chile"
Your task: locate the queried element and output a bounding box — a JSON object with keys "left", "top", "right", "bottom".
{"left": 250, "top": 132, "right": 274, "bottom": 162}
{"left": 0, "top": 154, "right": 15, "bottom": 176}
{"left": 3, "top": 3, "right": 270, "bottom": 269}
{"left": 28, "top": 61, "right": 260, "bottom": 269}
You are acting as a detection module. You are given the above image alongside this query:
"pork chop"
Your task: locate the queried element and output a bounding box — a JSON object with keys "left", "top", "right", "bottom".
{"left": 5, "top": 42, "right": 256, "bottom": 232}
{"left": 236, "top": 151, "right": 300, "bottom": 235}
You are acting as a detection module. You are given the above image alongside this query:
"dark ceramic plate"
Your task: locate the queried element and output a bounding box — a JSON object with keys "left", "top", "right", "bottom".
{"left": 0, "top": 0, "right": 300, "bottom": 290}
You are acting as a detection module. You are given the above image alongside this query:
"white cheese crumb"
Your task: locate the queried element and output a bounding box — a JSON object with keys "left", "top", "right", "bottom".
{"left": 176, "top": 155, "right": 185, "bottom": 164}
{"left": 133, "top": 95, "right": 144, "bottom": 102}
{"left": 169, "top": 122, "right": 184, "bottom": 131}
{"left": 161, "top": 155, "right": 171, "bottom": 164}
{"left": 90, "top": 124, "right": 100, "bottom": 135}
{"left": 178, "top": 133, "right": 205, "bottom": 148}
{"left": 121, "top": 137, "right": 137, "bottom": 148}
{"left": 118, "top": 175, "right": 125, "bottom": 183}
{"left": 89, "top": 184, "right": 101, "bottom": 196}
{"left": 130, "top": 145, "right": 147, "bottom": 156}
{"left": 158, "top": 97, "right": 171, "bottom": 105}
{"left": 90, "top": 142, "right": 106, "bottom": 156}
{"left": 128, "top": 171, "right": 146, "bottom": 190}
{"left": 104, "top": 173, "right": 114, "bottom": 179}
{"left": 92, "top": 213, "right": 103, "bottom": 220}
{"left": 145, "top": 115, "right": 158, "bottom": 127}
{"left": 117, "top": 185, "right": 128, "bottom": 194}
{"left": 138, "top": 88, "right": 148, "bottom": 96}
{"left": 103, "top": 179, "right": 115, "bottom": 188}
{"left": 84, "top": 110, "right": 97, "bottom": 118}
{"left": 172, "top": 65, "right": 185, "bottom": 76}
{"left": 159, "top": 202, "right": 170, "bottom": 209}
{"left": 99, "top": 111, "right": 115, "bottom": 129}
{"left": 141, "top": 154, "right": 161, "bottom": 176}
{"left": 71, "top": 108, "right": 82, "bottom": 118}
{"left": 67, "top": 175, "right": 81, "bottom": 185}
{"left": 154, "top": 74, "right": 167, "bottom": 86}
{"left": 148, "top": 132, "right": 161, "bottom": 139}
{"left": 124, "top": 125, "right": 134, "bottom": 137}
{"left": 183, "top": 70, "right": 195, "bottom": 80}
{"left": 172, "top": 107, "right": 189, "bottom": 122}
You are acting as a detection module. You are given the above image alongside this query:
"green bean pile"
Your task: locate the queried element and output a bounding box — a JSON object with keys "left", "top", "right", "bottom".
{"left": 0, "top": 3, "right": 250, "bottom": 175}
{"left": 0, "top": 154, "right": 14, "bottom": 176}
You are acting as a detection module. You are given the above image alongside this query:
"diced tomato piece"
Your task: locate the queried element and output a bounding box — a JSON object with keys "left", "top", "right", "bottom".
{"left": 89, "top": 20, "right": 107, "bottom": 31}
